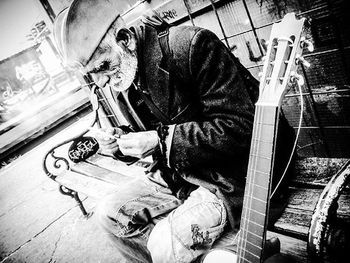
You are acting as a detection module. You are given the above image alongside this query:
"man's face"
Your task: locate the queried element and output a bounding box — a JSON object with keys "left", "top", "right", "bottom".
{"left": 84, "top": 36, "right": 137, "bottom": 92}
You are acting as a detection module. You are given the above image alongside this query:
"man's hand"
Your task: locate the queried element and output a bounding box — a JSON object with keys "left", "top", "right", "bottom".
{"left": 94, "top": 127, "right": 121, "bottom": 157}
{"left": 118, "top": 130, "right": 159, "bottom": 159}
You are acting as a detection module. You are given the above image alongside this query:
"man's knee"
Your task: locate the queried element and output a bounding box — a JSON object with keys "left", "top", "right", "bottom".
{"left": 147, "top": 218, "right": 174, "bottom": 262}
{"left": 95, "top": 193, "right": 127, "bottom": 237}
{"left": 95, "top": 181, "right": 166, "bottom": 238}
{"left": 94, "top": 178, "right": 156, "bottom": 237}
{"left": 147, "top": 193, "right": 227, "bottom": 263}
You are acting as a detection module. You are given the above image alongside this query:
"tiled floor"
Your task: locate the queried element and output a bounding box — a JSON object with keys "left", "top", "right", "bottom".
{"left": 0, "top": 114, "right": 122, "bottom": 263}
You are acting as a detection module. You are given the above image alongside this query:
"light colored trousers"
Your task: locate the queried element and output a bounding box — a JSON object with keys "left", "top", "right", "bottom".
{"left": 95, "top": 173, "right": 237, "bottom": 263}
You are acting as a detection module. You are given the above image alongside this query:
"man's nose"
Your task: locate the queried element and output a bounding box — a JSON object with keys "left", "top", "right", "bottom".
{"left": 92, "top": 74, "right": 109, "bottom": 88}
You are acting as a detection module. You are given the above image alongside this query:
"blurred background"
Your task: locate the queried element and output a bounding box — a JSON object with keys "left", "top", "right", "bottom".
{"left": 0, "top": 0, "right": 90, "bottom": 166}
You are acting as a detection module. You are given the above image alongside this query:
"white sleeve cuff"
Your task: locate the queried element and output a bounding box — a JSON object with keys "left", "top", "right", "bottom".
{"left": 164, "top": 124, "right": 176, "bottom": 168}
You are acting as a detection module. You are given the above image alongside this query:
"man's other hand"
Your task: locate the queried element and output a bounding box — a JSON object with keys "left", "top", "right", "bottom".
{"left": 94, "top": 127, "right": 120, "bottom": 157}
{"left": 118, "top": 130, "right": 159, "bottom": 158}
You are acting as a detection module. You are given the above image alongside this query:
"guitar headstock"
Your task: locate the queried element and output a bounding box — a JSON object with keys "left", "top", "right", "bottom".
{"left": 257, "top": 12, "right": 312, "bottom": 106}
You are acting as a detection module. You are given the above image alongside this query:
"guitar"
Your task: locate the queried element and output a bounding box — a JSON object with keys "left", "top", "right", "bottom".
{"left": 203, "top": 12, "right": 311, "bottom": 263}
{"left": 237, "top": 12, "right": 307, "bottom": 263}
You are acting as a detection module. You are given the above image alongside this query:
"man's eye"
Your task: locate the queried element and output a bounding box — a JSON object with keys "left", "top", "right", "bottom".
{"left": 93, "top": 61, "right": 110, "bottom": 73}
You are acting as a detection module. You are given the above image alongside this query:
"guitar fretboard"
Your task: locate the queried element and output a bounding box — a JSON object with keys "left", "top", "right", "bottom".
{"left": 237, "top": 104, "right": 279, "bottom": 263}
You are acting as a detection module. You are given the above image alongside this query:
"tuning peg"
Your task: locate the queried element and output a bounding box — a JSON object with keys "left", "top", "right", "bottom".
{"left": 290, "top": 71, "right": 304, "bottom": 86}
{"left": 296, "top": 55, "right": 311, "bottom": 68}
{"left": 300, "top": 37, "right": 314, "bottom": 52}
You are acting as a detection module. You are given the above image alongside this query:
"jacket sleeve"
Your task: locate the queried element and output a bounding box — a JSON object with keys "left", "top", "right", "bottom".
{"left": 167, "top": 28, "right": 256, "bottom": 172}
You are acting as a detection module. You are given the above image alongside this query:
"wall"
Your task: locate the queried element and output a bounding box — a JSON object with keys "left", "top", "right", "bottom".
{"left": 0, "top": 0, "right": 52, "bottom": 61}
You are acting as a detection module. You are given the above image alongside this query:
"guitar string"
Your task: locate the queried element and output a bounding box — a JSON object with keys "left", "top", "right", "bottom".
{"left": 247, "top": 104, "right": 265, "bottom": 260}
{"left": 270, "top": 71, "right": 304, "bottom": 198}
{"left": 243, "top": 103, "right": 267, "bottom": 261}
{"left": 246, "top": 104, "right": 271, "bottom": 260}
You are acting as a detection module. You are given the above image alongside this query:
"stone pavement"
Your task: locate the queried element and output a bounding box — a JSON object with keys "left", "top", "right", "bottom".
{"left": 0, "top": 113, "right": 122, "bottom": 263}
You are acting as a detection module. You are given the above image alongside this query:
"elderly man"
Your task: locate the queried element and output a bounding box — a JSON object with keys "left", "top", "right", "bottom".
{"left": 54, "top": 0, "right": 293, "bottom": 262}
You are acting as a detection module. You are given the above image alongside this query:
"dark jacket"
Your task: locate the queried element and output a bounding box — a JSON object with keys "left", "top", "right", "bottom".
{"left": 132, "top": 22, "right": 258, "bottom": 230}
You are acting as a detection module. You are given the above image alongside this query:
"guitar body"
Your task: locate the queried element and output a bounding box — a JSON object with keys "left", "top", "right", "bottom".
{"left": 202, "top": 248, "right": 294, "bottom": 263}
{"left": 201, "top": 249, "right": 237, "bottom": 263}
{"left": 202, "top": 237, "right": 286, "bottom": 263}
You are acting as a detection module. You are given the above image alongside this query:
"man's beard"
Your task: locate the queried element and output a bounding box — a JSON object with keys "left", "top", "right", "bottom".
{"left": 109, "top": 50, "right": 138, "bottom": 92}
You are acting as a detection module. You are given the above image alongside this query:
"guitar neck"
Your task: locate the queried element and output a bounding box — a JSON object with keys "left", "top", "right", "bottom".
{"left": 237, "top": 104, "right": 279, "bottom": 263}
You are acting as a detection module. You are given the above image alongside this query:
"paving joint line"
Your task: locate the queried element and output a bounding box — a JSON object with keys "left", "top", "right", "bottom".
{"left": 0, "top": 205, "right": 79, "bottom": 263}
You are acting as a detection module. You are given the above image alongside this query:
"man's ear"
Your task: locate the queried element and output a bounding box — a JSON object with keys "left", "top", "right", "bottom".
{"left": 115, "top": 28, "right": 136, "bottom": 51}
